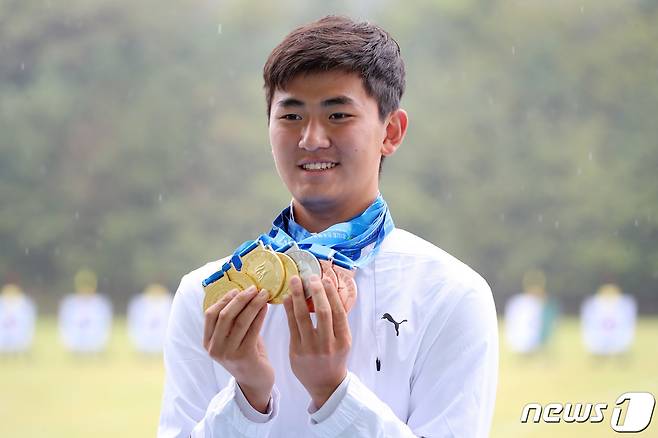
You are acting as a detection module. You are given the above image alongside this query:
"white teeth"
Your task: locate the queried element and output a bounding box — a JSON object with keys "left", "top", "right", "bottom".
{"left": 302, "top": 162, "right": 337, "bottom": 170}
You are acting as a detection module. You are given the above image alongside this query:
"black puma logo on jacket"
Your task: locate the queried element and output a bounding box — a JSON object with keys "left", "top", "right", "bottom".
{"left": 381, "top": 313, "right": 408, "bottom": 336}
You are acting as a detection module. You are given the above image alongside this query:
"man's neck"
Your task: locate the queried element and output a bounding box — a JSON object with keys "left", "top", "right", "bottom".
{"left": 292, "top": 194, "right": 378, "bottom": 233}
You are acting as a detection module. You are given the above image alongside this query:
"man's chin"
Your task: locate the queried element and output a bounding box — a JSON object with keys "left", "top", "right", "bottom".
{"left": 293, "top": 191, "right": 340, "bottom": 211}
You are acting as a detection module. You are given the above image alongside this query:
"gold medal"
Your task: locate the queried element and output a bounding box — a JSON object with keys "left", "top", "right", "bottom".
{"left": 241, "top": 241, "right": 285, "bottom": 300}
{"left": 203, "top": 275, "right": 241, "bottom": 311}
{"left": 225, "top": 264, "right": 257, "bottom": 290}
{"left": 269, "top": 252, "right": 299, "bottom": 304}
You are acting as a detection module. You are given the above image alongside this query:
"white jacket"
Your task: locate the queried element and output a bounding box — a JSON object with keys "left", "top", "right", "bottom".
{"left": 158, "top": 228, "right": 498, "bottom": 437}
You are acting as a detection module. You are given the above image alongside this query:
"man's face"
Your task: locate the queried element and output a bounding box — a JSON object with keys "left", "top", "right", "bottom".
{"left": 269, "top": 71, "right": 391, "bottom": 214}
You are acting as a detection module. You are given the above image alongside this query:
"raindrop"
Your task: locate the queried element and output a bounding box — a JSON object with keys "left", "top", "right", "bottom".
{"left": 217, "top": 23, "right": 222, "bottom": 35}
{"left": 538, "top": 214, "right": 543, "bottom": 223}
{"left": 20, "top": 62, "right": 25, "bottom": 71}
{"left": 634, "top": 219, "right": 639, "bottom": 227}
{"left": 588, "top": 151, "right": 593, "bottom": 161}
{"left": 576, "top": 167, "right": 582, "bottom": 176}
{"left": 580, "top": 5, "right": 584, "bottom": 13}
{"left": 158, "top": 193, "right": 163, "bottom": 202}
{"left": 511, "top": 46, "right": 516, "bottom": 56}
{"left": 499, "top": 213, "right": 506, "bottom": 222}
{"left": 54, "top": 247, "right": 61, "bottom": 256}
{"left": 25, "top": 248, "right": 30, "bottom": 255}
{"left": 74, "top": 211, "right": 80, "bottom": 220}
{"left": 554, "top": 220, "right": 560, "bottom": 229}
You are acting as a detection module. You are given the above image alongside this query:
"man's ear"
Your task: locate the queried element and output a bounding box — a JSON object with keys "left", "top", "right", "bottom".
{"left": 381, "top": 109, "right": 408, "bottom": 157}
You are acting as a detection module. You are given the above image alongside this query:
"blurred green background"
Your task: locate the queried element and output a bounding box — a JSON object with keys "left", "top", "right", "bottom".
{"left": 1, "top": 0, "right": 657, "bottom": 436}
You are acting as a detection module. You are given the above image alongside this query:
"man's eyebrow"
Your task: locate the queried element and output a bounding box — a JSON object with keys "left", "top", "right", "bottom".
{"left": 275, "top": 96, "right": 355, "bottom": 108}
{"left": 322, "top": 96, "right": 354, "bottom": 107}
{"left": 276, "top": 97, "right": 304, "bottom": 108}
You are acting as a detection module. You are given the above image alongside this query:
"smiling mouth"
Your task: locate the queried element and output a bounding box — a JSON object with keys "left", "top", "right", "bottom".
{"left": 299, "top": 162, "right": 339, "bottom": 171}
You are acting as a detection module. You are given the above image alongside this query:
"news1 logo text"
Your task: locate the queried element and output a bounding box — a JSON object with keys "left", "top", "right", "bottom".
{"left": 521, "top": 392, "right": 655, "bottom": 433}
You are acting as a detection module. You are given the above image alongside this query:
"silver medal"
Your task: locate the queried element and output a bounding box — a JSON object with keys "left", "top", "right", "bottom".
{"left": 284, "top": 243, "right": 322, "bottom": 299}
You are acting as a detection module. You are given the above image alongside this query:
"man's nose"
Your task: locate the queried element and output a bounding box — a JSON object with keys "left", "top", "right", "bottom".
{"left": 298, "top": 119, "right": 330, "bottom": 151}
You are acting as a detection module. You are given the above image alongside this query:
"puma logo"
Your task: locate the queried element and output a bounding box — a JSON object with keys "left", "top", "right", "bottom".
{"left": 381, "top": 313, "right": 408, "bottom": 336}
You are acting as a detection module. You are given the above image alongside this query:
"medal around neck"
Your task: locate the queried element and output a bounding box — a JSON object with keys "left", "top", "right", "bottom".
{"left": 305, "top": 259, "right": 340, "bottom": 313}
{"left": 319, "top": 259, "right": 338, "bottom": 290}
{"left": 284, "top": 243, "right": 322, "bottom": 298}
{"left": 240, "top": 241, "right": 285, "bottom": 300}
{"left": 270, "top": 252, "right": 299, "bottom": 304}
{"left": 202, "top": 244, "right": 358, "bottom": 314}
{"left": 203, "top": 274, "right": 241, "bottom": 311}
{"left": 225, "top": 264, "right": 257, "bottom": 291}
{"left": 201, "top": 195, "right": 393, "bottom": 313}
{"left": 332, "top": 264, "right": 358, "bottom": 313}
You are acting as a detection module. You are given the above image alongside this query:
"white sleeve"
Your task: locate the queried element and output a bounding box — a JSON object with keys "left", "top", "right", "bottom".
{"left": 234, "top": 379, "right": 276, "bottom": 423}
{"left": 308, "top": 284, "right": 499, "bottom": 438}
{"left": 307, "top": 373, "right": 350, "bottom": 423}
{"left": 158, "top": 274, "right": 280, "bottom": 438}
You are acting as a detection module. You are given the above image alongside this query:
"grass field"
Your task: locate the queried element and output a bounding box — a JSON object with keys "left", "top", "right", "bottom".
{"left": 1, "top": 317, "right": 656, "bottom": 437}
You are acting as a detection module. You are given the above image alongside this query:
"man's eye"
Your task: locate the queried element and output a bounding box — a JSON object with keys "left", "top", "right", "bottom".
{"left": 329, "top": 113, "right": 351, "bottom": 120}
{"left": 280, "top": 114, "right": 302, "bottom": 121}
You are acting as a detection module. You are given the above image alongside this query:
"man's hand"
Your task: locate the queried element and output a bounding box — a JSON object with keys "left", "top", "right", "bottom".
{"left": 283, "top": 275, "right": 352, "bottom": 409}
{"left": 203, "top": 286, "right": 274, "bottom": 413}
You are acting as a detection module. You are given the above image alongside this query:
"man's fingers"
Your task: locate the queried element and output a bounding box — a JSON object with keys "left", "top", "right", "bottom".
{"left": 311, "top": 276, "right": 333, "bottom": 343}
{"left": 283, "top": 284, "right": 301, "bottom": 347}
{"left": 240, "top": 301, "right": 268, "bottom": 349}
{"left": 203, "top": 288, "right": 240, "bottom": 348}
{"left": 213, "top": 286, "right": 259, "bottom": 342}
{"left": 341, "top": 278, "right": 357, "bottom": 314}
{"left": 326, "top": 275, "right": 349, "bottom": 339}
{"left": 290, "top": 275, "right": 314, "bottom": 342}
{"left": 225, "top": 289, "right": 270, "bottom": 351}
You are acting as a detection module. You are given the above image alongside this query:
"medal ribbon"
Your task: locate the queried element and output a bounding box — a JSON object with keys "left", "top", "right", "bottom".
{"left": 203, "top": 195, "right": 394, "bottom": 286}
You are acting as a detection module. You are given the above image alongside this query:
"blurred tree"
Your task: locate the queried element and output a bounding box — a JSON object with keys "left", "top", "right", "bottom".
{"left": 1, "top": 0, "right": 656, "bottom": 312}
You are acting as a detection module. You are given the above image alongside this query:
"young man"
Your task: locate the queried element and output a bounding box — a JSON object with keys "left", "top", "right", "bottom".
{"left": 159, "top": 16, "right": 498, "bottom": 437}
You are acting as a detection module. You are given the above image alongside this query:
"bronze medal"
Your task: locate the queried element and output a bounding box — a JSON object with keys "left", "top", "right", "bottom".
{"left": 332, "top": 264, "right": 358, "bottom": 313}
{"left": 306, "top": 259, "right": 340, "bottom": 312}
{"left": 319, "top": 259, "right": 338, "bottom": 290}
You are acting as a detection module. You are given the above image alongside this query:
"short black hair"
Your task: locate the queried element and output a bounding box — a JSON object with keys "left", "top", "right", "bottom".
{"left": 263, "top": 15, "right": 406, "bottom": 122}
